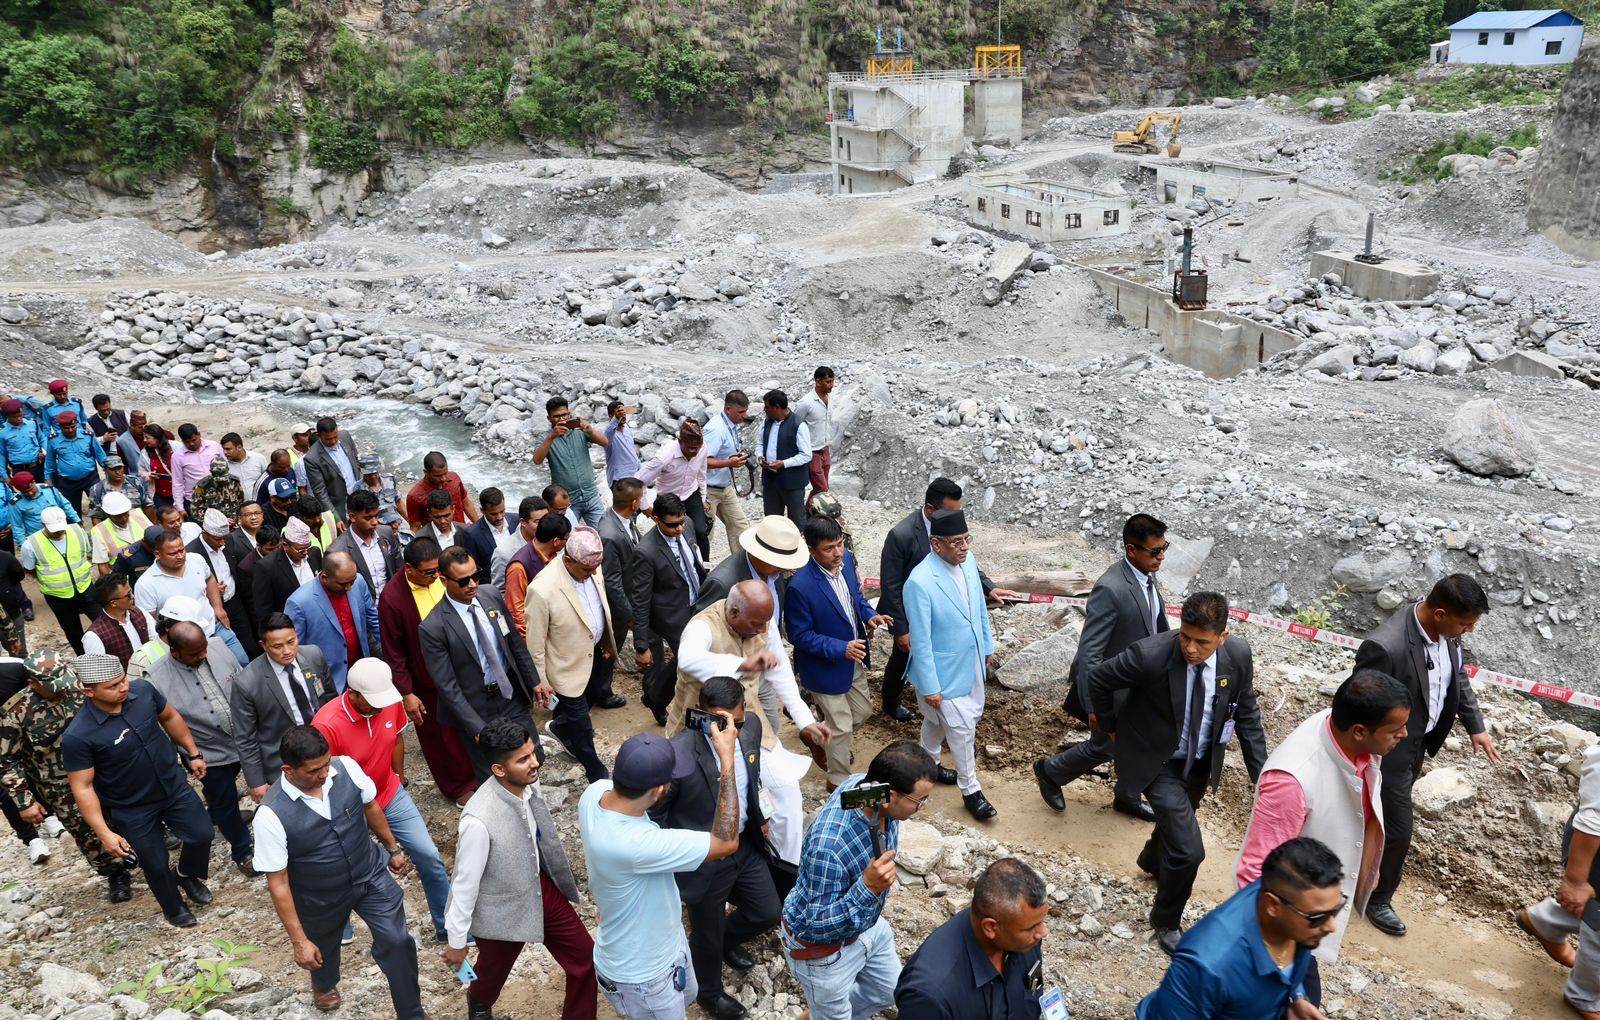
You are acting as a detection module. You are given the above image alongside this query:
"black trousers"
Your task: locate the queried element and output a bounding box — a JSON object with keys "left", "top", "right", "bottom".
{"left": 586, "top": 624, "right": 623, "bottom": 704}
{"left": 304, "top": 871, "right": 424, "bottom": 1019}
{"left": 43, "top": 590, "right": 94, "bottom": 655}
{"left": 0, "top": 786, "right": 38, "bottom": 844}
{"left": 881, "top": 641, "right": 910, "bottom": 712}
{"left": 52, "top": 473, "right": 96, "bottom": 518}
{"left": 761, "top": 479, "right": 805, "bottom": 525}
{"left": 642, "top": 633, "right": 682, "bottom": 715}
{"left": 684, "top": 843, "right": 781, "bottom": 998}
{"left": 106, "top": 783, "right": 213, "bottom": 919}
{"left": 199, "top": 761, "right": 253, "bottom": 864}
{"left": 1374, "top": 753, "right": 1425, "bottom": 905}
{"left": 1038, "top": 731, "right": 1115, "bottom": 786}
{"left": 550, "top": 689, "right": 608, "bottom": 782}
{"left": 456, "top": 704, "right": 538, "bottom": 783}
{"left": 683, "top": 490, "right": 711, "bottom": 562}
{"left": 1139, "top": 758, "right": 1212, "bottom": 930}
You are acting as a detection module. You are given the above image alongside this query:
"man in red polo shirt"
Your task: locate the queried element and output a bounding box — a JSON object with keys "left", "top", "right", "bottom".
{"left": 404, "top": 451, "right": 479, "bottom": 530}
{"left": 312, "top": 658, "right": 454, "bottom": 940}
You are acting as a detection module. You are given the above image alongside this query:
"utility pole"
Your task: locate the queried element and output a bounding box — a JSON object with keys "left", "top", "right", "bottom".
{"left": 997, "top": 1, "right": 1003, "bottom": 45}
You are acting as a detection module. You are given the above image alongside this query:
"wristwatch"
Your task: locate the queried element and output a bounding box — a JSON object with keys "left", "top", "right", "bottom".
{"left": 185, "top": 752, "right": 203, "bottom": 762}
{"left": 387, "top": 845, "right": 404, "bottom": 857}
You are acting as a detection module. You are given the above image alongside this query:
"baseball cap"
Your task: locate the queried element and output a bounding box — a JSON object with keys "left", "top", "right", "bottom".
{"left": 40, "top": 506, "right": 67, "bottom": 531}
{"left": 612, "top": 732, "right": 696, "bottom": 790}
{"left": 142, "top": 524, "right": 168, "bottom": 546}
{"left": 269, "top": 477, "right": 297, "bottom": 498}
{"left": 101, "top": 491, "right": 132, "bottom": 516}
{"left": 24, "top": 650, "right": 77, "bottom": 693}
{"left": 104, "top": 455, "right": 124, "bottom": 469}
{"left": 345, "top": 658, "right": 401, "bottom": 709}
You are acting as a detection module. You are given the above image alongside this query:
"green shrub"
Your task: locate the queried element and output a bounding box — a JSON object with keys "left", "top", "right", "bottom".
{"left": 307, "top": 110, "right": 377, "bottom": 173}
{"left": 631, "top": 39, "right": 737, "bottom": 111}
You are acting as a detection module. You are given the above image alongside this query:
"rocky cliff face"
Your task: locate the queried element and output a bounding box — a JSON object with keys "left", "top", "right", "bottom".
{"left": 1528, "top": 43, "right": 1600, "bottom": 258}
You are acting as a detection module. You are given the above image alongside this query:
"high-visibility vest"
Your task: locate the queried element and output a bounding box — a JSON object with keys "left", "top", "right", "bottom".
{"left": 92, "top": 510, "right": 152, "bottom": 561}
{"left": 27, "top": 525, "right": 92, "bottom": 597}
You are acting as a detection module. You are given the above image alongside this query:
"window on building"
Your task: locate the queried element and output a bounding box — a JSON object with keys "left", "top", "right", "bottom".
{"left": 1504, "top": 31, "right": 1515, "bottom": 45}
{"left": 1193, "top": 184, "right": 1207, "bottom": 197}
{"left": 977, "top": 197, "right": 987, "bottom": 212}
{"left": 839, "top": 174, "right": 845, "bottom": 186}
{"left": 1025, "top": 210, "right": 1042, "bottom": 227}
{"left": 1001, "top": 203, "right": 1011, "bottom": 219}
{"left": 1547, "top": 39, "right": 1563, "bottom": 55}
{"left": 1104, "top": 209, "right": 1120, "bottom": 226}
{"left": 1478, "top": 32, "right": 1489, "bottom": 45}
{"left": 1065, "top": 213, "right": 1081, "bottom": 229}
{"left": 837, "top": 136, "right": 844, "bottom": 151}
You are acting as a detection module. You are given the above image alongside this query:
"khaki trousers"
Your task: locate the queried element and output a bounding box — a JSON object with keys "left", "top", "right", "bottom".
{"left": 705, "top": 484, "right": 750, "bottom": 557}
{"left": 811, "top": 673, "right": 874, "bottom": 786}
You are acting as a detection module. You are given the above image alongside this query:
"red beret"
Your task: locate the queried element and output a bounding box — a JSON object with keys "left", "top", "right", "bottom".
{"left": 47, "top": 380, "right": 67, "bottom": 392}
{"left": 56, "top": 410, "right": 78, "bottom": 423}
{"left": 10, "top": 471, "right": 34, "bottom": 487}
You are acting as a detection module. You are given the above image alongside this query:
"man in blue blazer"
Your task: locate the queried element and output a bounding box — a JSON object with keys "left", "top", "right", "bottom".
{"left": 903, "top": 509, "right": 998, "bottom": 821}
{"left": 785, "top": 515, "right": 891, "bottom": 790}
{"left": 284, "top": 550, "right": 380, "bottom": 693}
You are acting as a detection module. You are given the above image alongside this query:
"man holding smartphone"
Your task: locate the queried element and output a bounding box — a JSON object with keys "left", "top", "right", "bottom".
{"left": 580, "top": 726, "right": 744, "bottom": 1019}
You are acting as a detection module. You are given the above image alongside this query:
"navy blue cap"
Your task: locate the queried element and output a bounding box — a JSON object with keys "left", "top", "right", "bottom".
{"left": 613, "top": 732, "right": 696, "bottom": 790}
{"left": 269, "top": 478, "right": 297, "bottom": 498}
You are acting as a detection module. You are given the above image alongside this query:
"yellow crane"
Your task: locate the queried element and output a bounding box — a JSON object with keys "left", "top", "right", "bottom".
{"left": 1113, "top": 113, "right": 1183, "bottom": 156}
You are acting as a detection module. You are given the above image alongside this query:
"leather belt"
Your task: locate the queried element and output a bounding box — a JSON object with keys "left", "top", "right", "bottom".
{"left": 783, "top": 920, "right": 857, "bottom": 960}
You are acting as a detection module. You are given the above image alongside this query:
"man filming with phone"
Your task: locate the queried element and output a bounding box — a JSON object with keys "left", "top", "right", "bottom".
{"left": 781, "top": 740, "right": 937, "bottom": 1020}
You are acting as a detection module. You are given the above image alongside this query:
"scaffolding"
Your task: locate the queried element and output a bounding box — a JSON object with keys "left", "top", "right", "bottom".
{"left": 974, "top": 44, "right": 1023, "bottom": 78}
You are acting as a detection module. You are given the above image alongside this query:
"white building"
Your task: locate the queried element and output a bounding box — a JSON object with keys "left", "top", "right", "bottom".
{"left": 1445, "top": 9, "right": 1583, "bottom": 66}
{"left": 827, "top": 76, "right": 965, "bottom": 195}
{"left": 1146, "top": 159, "right": 1299, "bottom": 206}
{"left": 964, "top": 178, "right": 1135, "bottom": 241}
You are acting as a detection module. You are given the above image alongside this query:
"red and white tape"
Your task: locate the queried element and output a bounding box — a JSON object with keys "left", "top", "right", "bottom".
{"left": 860, "top": 577, "right": 1600, "bottom": 713}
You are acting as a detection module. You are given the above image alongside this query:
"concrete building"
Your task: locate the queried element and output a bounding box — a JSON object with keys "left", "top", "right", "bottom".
{"left": 828, "top": 75, "right": 966, "bottom": 195}
{"left": 965, "top": 178, "right": 1135, "bottom": 241}
{"left": 1445, "top": 10, "right": 1583, "bottom": 66}
{"left": 1148, "top": 158, "right": 1299, "bottom": 206}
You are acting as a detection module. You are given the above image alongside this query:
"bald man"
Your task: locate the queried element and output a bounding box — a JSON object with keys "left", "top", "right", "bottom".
{"left": 284, "top": 550, "right": 380, "bottom": 693}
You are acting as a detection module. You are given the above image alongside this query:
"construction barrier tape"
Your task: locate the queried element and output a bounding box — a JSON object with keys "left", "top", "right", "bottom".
{"left": 859, "top": 577, "right": 1600, "bottom": 713}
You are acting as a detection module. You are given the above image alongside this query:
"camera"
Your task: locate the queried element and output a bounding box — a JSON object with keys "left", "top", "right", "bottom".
{"left": 839, "top": 782, "right": 890, "bottom": 811}
{"left": 686, "top": 707, "right": 727, "bottom": 734}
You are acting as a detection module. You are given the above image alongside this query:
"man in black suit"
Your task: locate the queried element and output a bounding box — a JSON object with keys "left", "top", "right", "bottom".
{"left": 458, "top": 486, "right": 512, "bottom": 587}
{"left": 875, "top": 478, "right": 1014, "bottom": 721}
{"left": 420, "top": 546, "right": 549, "bottom": 781}
{"left": 650, "top": 676, "right": 778, "bottom": 1020}
{"left": 1088, "top": 591, "right": 1268, "bottom": 955}
{"left": 1034, "top": 513, "right": 1168, "bottom": 823}
{"left": 300, "top": 417, "right": 361, "bottom": 525}
{"left": 327, "top": 489, "right": 403, "bottom": 598}
{"left": 1354, "top": 573, "right": 1498, "bottom": 937}
{"left": 228, "top": 613, "right": 334, "bottom": 800}
{"left": 630, "top": 492, "right": 706, "bottom": 726}
{"left": 250, "top": 518, "right": 322, "bottom": 629}
{"left": 592, "top": 477, "right": 645, "bottom": 711}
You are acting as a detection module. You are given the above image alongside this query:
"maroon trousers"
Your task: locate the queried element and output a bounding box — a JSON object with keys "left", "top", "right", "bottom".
{"left": 413, "top": 683, "right": 476, "bottom": 802}
{"left": 469, "top": 873, "right": 597, "bottom": 1019}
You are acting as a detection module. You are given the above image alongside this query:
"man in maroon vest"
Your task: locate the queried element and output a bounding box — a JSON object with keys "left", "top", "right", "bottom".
{"left": 81, "top": 574, "right": 154, "bottom": 669}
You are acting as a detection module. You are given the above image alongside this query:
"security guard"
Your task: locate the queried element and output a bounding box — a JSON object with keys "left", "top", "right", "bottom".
{"left": 20, "top": 506, "right": 95, "bottom": 655}
{"left": 0, "top": 399, "right": 44, "bottom": 479}
{"left": 0, "top": 651, "right": 133, "bottom": 901}
{"left": 43, "top": 411, "right": 105, "bottom": 518}
{"left": 61, "top": 653, "right": 215, "bottom": 928}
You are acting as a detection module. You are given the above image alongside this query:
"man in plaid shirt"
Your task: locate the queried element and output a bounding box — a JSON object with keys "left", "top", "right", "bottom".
{"left": 780, "top": 740, "right": 937, "bottom": 1019}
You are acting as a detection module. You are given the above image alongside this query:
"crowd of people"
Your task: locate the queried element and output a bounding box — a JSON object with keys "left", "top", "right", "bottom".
{"left": 0, "top": 371, "right": 1584, "bottom": 1020}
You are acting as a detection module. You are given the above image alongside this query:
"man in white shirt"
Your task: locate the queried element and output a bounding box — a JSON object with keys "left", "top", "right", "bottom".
{"left": 222, "top": 433, "right": 268, "bottom": 499}
{"left": 756, "top": 390, "right": 812, "bottom": 525}
{"left": 136, "top": 530, "right": 248, "bottom": 665}
{"left": 443, "top": 716, "right": 595, "bottom": 1020}
{"left": 791, "top": 366, "right": 836, "bottom": 502}
{"left": 81, "top": 573, "right": 158, "bottom": 664}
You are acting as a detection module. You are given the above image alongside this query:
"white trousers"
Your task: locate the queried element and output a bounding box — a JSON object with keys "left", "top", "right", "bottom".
{"left": 918, "top": 677, "right": 986, "bottom": 795}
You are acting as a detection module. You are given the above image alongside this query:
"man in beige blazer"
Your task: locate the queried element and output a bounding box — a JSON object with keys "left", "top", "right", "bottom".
{"left": 524, "top": 526, "right": 613, "bottom": 781}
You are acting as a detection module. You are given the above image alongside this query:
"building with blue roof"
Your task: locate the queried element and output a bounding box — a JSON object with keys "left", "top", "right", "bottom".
{"left": 1438, "top": 9, "right": 1584, "bottom": 65}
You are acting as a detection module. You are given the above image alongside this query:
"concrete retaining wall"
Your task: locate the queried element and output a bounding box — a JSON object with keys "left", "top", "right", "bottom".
{"left": 1310, "top": 250, "right": 1441, "bottom": 302}
{"left": 972, "top": 78, "right": 1023, "bottom": 146}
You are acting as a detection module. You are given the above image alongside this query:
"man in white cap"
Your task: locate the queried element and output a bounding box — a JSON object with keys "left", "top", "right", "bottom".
{"left": 190, "top": 508, "right": 251, "bottom": 656}
{"left": 312, "top": 658, "right": 454, "bottom": 941}
{"left": 525, "top": 525, "right": 613, "bottom": 782}
{"left": 89, "top": 490, "right": 152, "bottom": 575}
{"left": 126, "top": 593, "right": 213, "bottom": 681}
{"left": 19, "top": 505, "right": 96, "bottom": 654}
{"left": 63, "top": 652, "right": 216, "bottom": 927}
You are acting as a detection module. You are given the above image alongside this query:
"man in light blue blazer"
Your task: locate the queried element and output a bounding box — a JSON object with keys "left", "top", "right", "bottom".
{"left": 284, "top": 550, "right": 380, "bottom": 693}
{"left": 903, "top": 508, "right": 998, "bottom": 821}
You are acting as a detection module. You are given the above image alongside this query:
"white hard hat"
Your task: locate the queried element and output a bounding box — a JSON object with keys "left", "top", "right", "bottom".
{"left": 101, "top": 491, "right": 132, "bottom": 516}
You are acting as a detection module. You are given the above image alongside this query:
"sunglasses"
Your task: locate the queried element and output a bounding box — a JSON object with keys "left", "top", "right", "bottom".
{"left": 444, "top": 574, "right": 479, "bottom": 588}
{"left": 1273, "top": 891, "right": 1348, "bottom": 927}
{"left": 1133, "top": 543, "right": 1170, "bottom": 556}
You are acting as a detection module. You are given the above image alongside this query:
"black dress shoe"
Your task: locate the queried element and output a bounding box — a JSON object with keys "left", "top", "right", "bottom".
{"left": 596, "top": 693, "right": 627, "bottom": 710}
{"left": 935, "top": 765, "right": 958, "bottom": 786}
{"left": 1153, "top": 928, "right": 1182, "bottom": 956}
{"left": 963, "top": 790, "right": 998, "bottom": 821}
{"left": 164, "top": 831, "right": 180, "bottom": 851}
{"left": 1135, "top": 846, "right": 1158, "bottom": 877}
{"left": 884, "top": 703, "right": 914, "bottom": 722}
{"left": 697, "top": 992, "right": 746, "bottom": 1020}
{"left": 1033, "top": 760, "right": 1065, "bottom": 811}
{"left": 723, "top": 943, "right": 756, "bottom": 971}
{"left": 467, "top": 995, "right": 494, "bottom": 1020}
{"left": 22, "top": 604, "right": 33, "bottom": 621}
{"left": 107, "top": 870, "right": 132, "bottom": 903}
{"left": 176, "top": 875, "right": 212, "bottom": 906}
{"left": 1113, "top": 796, "right": 1158, "bottom": 823}
{"left": 1366, "top": 901, "right": 1407, "bottom": 936}
{"left": 166, "top": 908, "right": 198, "bottom": 929}
{"left": 651, "top": 708, "right": 668, "bottom": 727}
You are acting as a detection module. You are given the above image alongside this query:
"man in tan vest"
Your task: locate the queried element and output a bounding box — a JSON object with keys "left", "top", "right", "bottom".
{"left": 1235, "top": 668, "right": 1410, "bottom": 1007}
{"left": 670, "top": 580, "right": 831, "bottom": 869}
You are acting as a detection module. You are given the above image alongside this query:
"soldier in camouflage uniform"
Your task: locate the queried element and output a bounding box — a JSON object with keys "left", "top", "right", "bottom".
{"left": 188, "top": 456, "right": 244, "bottom": 526}
{"left": 0, "top": 650, "right": 132, "bottom": 900}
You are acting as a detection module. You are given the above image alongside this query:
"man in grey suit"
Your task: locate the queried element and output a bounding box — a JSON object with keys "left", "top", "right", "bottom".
{"left": 327, "top": 490, "right": 403, "bottom": 598}
{"left": 1354, "top": 573, "right": 1499, "bottom": 937}
{"left": 228, "top": 612, "right": 334, "bottom": 800}
{"left": 630, "top": 493, "right": 707, "bottom": 726}
{"left": 420, "top": 546, "right": 549, "bottom": 781}
{"left": 1034, "top": 513, "right": 1168, "bottom": 822}
{"left": 591, "top": 477, "right": 645, "bottom": 711}
{"left": 301, "top": 417, "right": 361, "bottom": 524}
{"left": 1088, "top": 591, "right": 1268, "bottom": 955}
{"left": 693, "top": 514, "right": 800, "bottom": 618}
{"left": 875, "top": 478, "right": 1014, "bottom": 721}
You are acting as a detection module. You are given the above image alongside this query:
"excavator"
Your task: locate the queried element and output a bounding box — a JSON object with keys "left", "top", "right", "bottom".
{"left": 1113, "top": 112, "right": 1183, "bottom": 156}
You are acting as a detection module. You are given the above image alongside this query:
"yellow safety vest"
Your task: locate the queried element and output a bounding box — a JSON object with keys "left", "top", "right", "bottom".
{"left": 92, "top": 510, "right": 152, "bottom": 561}
{"left": 27, "top": 526, "right": 93, "bottom": 597}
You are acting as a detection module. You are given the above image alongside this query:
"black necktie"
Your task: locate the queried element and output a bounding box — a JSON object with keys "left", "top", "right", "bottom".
{"left": 283, "top": 663, "right": 314, "bottom": 723}
{"left": 1183, "top": 663, "right": 1206, "bottom": 777}
{"left": 628, "top": 515, "right": 640, "bottom": 545}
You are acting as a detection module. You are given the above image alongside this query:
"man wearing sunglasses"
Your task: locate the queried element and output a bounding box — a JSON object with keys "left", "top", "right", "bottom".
{"left": 1036, "top": 513, "right": 1169, "bottom": 823}
{"left": 1139, "top": 838, "right": 1343, "bottom": 1020}
{"left": 1236, "top": 669, "right": 1411, "bottom": 1006}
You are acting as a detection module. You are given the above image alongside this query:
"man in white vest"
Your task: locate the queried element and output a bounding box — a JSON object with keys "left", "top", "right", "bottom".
{"left": 1235, "top": 668, "right": 1411, "bottom": 1006}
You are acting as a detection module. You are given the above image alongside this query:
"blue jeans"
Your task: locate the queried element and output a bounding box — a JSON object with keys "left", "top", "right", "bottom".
{"left": 569, "top": 485, "right": 606, "bottom": 528}
{"left": 782, "top": 916, "right": 900, "bottom": 1020}
{"left": 214, "top": 624, "right": 249, "bottom": 666}
{"left": 599, "top": 937, "right": 696, "bottom": 1019}
{"left": 384, "top": 785, "right": 451, "bottom": 934}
